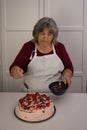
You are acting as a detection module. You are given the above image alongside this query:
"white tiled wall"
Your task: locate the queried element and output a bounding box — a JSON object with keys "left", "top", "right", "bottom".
{"left": 0, "top": 0, "right": 2, "bottom": 91}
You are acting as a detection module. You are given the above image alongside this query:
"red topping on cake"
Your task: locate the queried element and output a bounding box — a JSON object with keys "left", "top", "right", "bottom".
{"left": 18, "top": 93, "right": 51, "bottom": 112}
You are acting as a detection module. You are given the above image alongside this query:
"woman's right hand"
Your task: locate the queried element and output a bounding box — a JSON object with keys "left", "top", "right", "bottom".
{"left": 10, "top": 66, "right": 24, "bottom": 79}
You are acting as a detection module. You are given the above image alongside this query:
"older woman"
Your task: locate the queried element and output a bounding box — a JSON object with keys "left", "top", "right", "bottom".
{"left": 9, "top": 17, "right": 74, "bottom": 92}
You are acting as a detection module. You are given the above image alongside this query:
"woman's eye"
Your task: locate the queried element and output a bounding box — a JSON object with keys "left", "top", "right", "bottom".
{"left": 48, "top": 33, "right": 52, "bottom": 36}
{"left": 39, "top": 32, "right": 52, "bottom": 36}
{"left": 40, "top": 32, "right": 44, "bottom": 35}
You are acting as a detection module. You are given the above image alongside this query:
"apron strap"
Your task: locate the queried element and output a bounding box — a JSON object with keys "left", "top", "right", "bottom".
{"left": 29, "top": 45, "right": 36, "bottom": 60}
{"left": 52, "top": 44, "right": 56, "bottom": 54}
{"left": 34, "top": 45, "right": 37, "bottom": 56}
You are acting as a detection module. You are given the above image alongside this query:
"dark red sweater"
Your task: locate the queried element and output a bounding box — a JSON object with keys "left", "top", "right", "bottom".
{"left": 9, "top": 41, "right": 74, "bottom": 73}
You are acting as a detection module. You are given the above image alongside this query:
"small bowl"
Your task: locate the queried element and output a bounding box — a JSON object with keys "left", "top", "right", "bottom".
{"left": 49, "top": 80, "right": 69, "bottom": 96}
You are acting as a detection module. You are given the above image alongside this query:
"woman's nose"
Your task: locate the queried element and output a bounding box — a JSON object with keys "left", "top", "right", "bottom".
{"left": 43, "top": 35, "right": 48, "bottom": 40}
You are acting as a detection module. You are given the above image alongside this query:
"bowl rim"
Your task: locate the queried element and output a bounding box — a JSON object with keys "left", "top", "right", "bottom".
{"left": 49, "top": 80, "right": 68, "bottom": 95}
{"left": 49, "top": 80, "right": 68, "bottom": 88}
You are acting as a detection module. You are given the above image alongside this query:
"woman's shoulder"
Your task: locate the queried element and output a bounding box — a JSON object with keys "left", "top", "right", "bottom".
{"left": 23, "top": 40, "right": 35, "bottom": 49}
{"left": 55, "top": 41, "right": 65, "bottom": 50}
{"left": 20, "top": 40, "right": 35, "bottom": 56}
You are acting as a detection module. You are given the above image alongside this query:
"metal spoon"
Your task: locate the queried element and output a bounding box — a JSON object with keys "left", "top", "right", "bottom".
{"left": 24, "top": 82, "right": 29, "bottom": 93}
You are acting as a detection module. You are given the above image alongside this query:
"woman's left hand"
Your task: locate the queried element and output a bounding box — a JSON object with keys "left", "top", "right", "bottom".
{"left": 62, "top": 69, "right": 73, "bottom": 86}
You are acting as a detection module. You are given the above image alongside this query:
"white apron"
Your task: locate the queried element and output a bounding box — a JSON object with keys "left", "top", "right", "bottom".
{"left": 24, "top": 45, "right": 64, "bottom": 92}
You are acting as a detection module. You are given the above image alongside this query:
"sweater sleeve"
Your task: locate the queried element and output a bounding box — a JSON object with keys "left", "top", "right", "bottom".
{"left": 55, "top": 42, "right": 74, "bottom": 74}
{"left": 9, "top": 41, "right": 35, "bottom": 73}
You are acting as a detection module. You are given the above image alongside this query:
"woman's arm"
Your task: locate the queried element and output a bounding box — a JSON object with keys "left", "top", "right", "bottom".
{"left": 9, "top": 41, "right": 35, "bottom": 78}
{"left": 55, "top": 42, "right": 74, "bottom": 85}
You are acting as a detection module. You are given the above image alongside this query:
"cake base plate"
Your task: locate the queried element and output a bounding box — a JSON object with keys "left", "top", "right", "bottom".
{"left": 14, "top": 106, "right": 56, "bottom": 123}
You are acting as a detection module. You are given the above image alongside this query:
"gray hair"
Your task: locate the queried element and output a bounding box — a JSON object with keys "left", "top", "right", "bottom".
{"left": 32, "top": 17, "right": 58, "bottom": 44}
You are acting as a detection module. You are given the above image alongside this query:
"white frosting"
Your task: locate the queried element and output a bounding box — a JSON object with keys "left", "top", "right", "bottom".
{"left": 15, "top": 102, "right": 54, "bottom": 122}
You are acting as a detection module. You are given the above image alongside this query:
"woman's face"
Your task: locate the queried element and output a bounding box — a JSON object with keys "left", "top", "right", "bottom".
{"left": 37, "top": 28, "right": 54, "bottom": 45}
